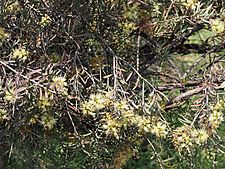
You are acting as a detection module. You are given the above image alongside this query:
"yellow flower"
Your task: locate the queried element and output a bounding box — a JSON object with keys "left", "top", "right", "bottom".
{"left": 151, "top": 121, "right": 168, "bottom": 138}
{"left": 29, "top": 116, "right": 38, "bottom": 124}
{"left": 213, "top": 101, "right": 225, "bottom": 111}
{"left": 192, "top": 129, "right": 209, "bottom": 145}
{"left": 40, "top": 14, "right": 51, "bottom": 27}
{"left": 41, "top": 114, "right": 57, "bottom": 130}
{"left": 38, "top": 96, "right": 52, "bottom": 111}
{"left": 208, "top": 101, "right": 224, "bottom": 130}
{"left": 102, "top": 115, "right": 121, "bottom": 139}
{"left": 80, "top": 92, "right": 113, "bottom": 117}
{"left": 0, "top": 109, "right": 10, "bottom": 122}
{"left": 121, "top": 110, "right": 136, "bottom": 129}
{"left": 52, "top": 76, "right": 67, "bottom": 86}
{"left": 173, "top": 126, "right": 194, "bottom": 152}
{"left": 90, "top": 93, "right": 107, "bottom": 110}
{"left": 208, "top": 110, "right": 224, "bottom": 130}
{"left": 114, "top": 100, "right": 130, "bottom": 111}
{"left": 12, "top": 47, "right": 29, "bottom": 61}
{"left": 80, "top": 101, "right": 95, "bottom": 117}
{"left": 5, "top": 1, "right": 20, "bottom": 13}
{"left": 210, "top": 19, "right": 225, "bottom": 34}
{"left": 137, "top": 116, "right": 151, "bottom": 133}
{"left": 50, "top": 76, "right": 68, "bottom": 95}
{"left": 4, "top": 89, "right": 17, "bottom": 103}
{"left": 118, "top": 21, "right": 137, "bottom": 34}
{"left": 181, "top": 0, "right": 198, "bottom": 9}
{"left": 0, "top": 27, "right": 10, "bottom": 43}
{"left": 121, "top": 110, "right": 135, "bottom": 119}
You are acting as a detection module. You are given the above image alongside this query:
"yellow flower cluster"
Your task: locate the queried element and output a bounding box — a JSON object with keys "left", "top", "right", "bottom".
{"left": 5, "top": 1, "right": 20, "bottom": 13}
{"left": 81, "top": 92, "right": 112, "bottom": 117}
{"left": 118, "top": 21, "right": 137, "bottom": 34}
{"left": 0, "top": 109, "right": 10, "bottom": 123}
{"left": 41, "top": 114, "right": 57, "bottom": 130}
{"left": 0, "top": 27, "right": 10, "bottom": 44}
{"left": 173, "top": 126, "right": 208, "bottom": 152}
{"left": 123, "top": 4, "right": 139, "bottom": 20}
{"left": 137, "top": 116, "right": 152, "bottom": 133}
{"left": 180, "top": 0, "right": 198, "bottom": 9}
{"left": 4, "top": 89, "right": 17, "bottom": 103}
{"left": 119, "top": 2, "right": 138, "bottom": 34}
{"left": 120, "top": 110, "right": 137, "bottom": 129}
{"left": 38, "top": 94, "right": 53, "bottom": 111}
{"left": 210, "top": 19, "right": 225, "bottom": 34}
{"left": 115, "top": 99, "right": 140, "bottom": 127}
{"left": 114, "top": 99, "right": 130, "bottom": 111}
{"left": 173, "top": 126, "right": 195, "bottom": 152}
{"left": 81, "top": 92, "right": 168, "bottom": 140}
{"left": 102, "top": 114, "right": 121, "bottom": 140}
{"left": 101, "top": 98, "right": 139, "bottom": 138}
{"left": 135, "top": 115, "right": 168, "bottom": 138}
{"left": 29, "top": 115, "right": 38, "bottom": 125}
{"left": 40, "top": 14, "right": 51, "bottom": 27}
{"left": 12, "top": 47, "right": 29, "bottom": 61}
{"left": 208, "top": 101, "right": 224, "bottom": 130}
{"left": 151, "top": 121, "right": 168, "bottom": 138}
{"left": 50, "top": 76, "right": 68, "bottom": 95}
{"left": 192, "top": 129, "right": 209, "bottom": 145}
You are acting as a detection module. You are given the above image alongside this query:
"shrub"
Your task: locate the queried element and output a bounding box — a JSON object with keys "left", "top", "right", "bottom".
{"left": 0, "top": 0, "right": 225, "bottom": 168}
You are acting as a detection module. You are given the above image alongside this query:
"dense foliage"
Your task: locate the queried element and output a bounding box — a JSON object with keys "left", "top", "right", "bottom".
{"left": 0, "top": 0, "right": 225, "bottom": 168}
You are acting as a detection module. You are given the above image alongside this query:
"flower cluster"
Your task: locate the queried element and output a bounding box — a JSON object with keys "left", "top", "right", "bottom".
{"left": 118, "top": 21, "right": 137, "bottom": 34}
{"left": 80, "top": 92, "right": 112, "bottom": 117}
{"left": 40, "top": 14, "right": 51, "bottom": 27}
{"left": 38, "top": 93, "right": 53, "bottom": 111}
{"left": 0, "top": 109, "right": 10, "bottom": 123}
{"left": 114, "top": 99, "right": 130, "bottom": 111}
{"left": 180, "top": 0, "right": 198, "bottom": 9}
{"left": 137, "top": 116, "right": 152, "bottom": 133}
{"left": 102, "top": 114, "right": 122, "bottom": 140}
{"left": 208, "top": 101, "right": 224, "bottom": 130}
{"left": 135, "top": 114, "right": 168, "bottom": 138}
{"left": 4, "top": 88, "right": 17, "bottom": 103}
{"left": 81, "top": 92, "right": 169, "bottom": 140}
{"left": 210, "top": 19, "right": 225, "bottom": 34}
{"left": 12, "top": 47, "right": 29, "bottom": 61}
{"left": 151, "top": 121, "right": 168, "bottom": 138}
{"left": 120, "top": 110, "right": 137, "bottom": 129}
{"left": 173, "top": 126, "right": 209, "bottom": 152}
{"left": 29, "top": 115, "right": 38, "bottom": 125}
{"left": 173, "top": 126, "right": 195, "bottom": 152}
{"left": 192, "top": 129, "right": 209, "bottom": 145}
{"left": 115, "top": 99, "right": 140, "bottom": 127}
{"left": 0, "top": 27, "right": 10, "bottom": 44}
{"left": 101, "top": 97, "right": 138, "bottom": 138}
{"left": 41, "top": 114, "right": 57, "bottom": 130}
{"left": 5, "top": 1, "right": 20, "bottom": 13}
{"left": 50, "top": 76, "right": 68, "bottom": 95}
